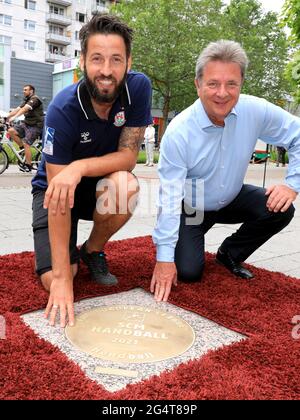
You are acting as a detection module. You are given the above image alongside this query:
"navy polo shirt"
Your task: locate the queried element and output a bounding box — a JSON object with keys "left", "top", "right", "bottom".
{"left": 32, "top": 70, "right": 152, "bottom": 192}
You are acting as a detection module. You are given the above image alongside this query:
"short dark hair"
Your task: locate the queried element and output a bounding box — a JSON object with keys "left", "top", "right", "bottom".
{"left": 24, "top": 84, "right": 35, "bottom": 93}
{"left": 79, "top": 13, "right": 133, "bottom": 59}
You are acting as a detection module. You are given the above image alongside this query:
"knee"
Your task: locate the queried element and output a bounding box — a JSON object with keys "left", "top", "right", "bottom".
{"left": 110, "top": 171, "right": 139, "bottom": 206}
{"left": 109, "top": 171, "right": 139, "bottom": 192}
{"left": 40, "top": 271, "right": 52, "bottom": 292}
{"left": 176, "top": 263, "right": 205, "bottom": 283}
{"left": 96, "top": 171, "right": 139, "bottom": 215}
{"left": 8, "top": 127, "right": 15, "bottom": 136}
{"left": 97, "top": 171, "right": 139, "bottom": 196}
{"left": 285, "top": 203, "right": 295, "bottom": 221}
{"left": 276, "top": 203, "right": 295, "bottom": 225}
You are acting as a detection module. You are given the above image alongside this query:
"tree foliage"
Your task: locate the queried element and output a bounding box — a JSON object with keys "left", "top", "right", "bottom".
{"left": 112, "top": 0, "right": 290, "bottom": 131}
{"left": 285, "top": 51, "right": 300, "bottom": 104}
{"left": 113, "top": 0, "right": 224, "bottom": 131}
{"left": 283, "top": 0, "right": 300, "bottom": 41}
{"left": 283, "top": 0, "right": 300, "bottom": 104}
{"left": 223, "top": 0, "right": 289, "bottom": 104}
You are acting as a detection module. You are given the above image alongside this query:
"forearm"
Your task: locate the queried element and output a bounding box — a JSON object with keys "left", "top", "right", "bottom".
{"left": 7, "top": 108, "right": 20, "bottom": 119}
{"left": 71, "top": 150, "right": 137, "bottom": 178}
{"left": 153, "top": 214, "right": 181, "bottom": 262}
{"left": 48, "top": 208, "right": 72, "bottom": 278}
{"left": 286, "top": 145, "right": 300, "bottom": 193}
{"left": 153, "top": 135, "right": 188, "bottom": 262}
{"left": 12, "top": 107, "right": 27, "bottom": 120}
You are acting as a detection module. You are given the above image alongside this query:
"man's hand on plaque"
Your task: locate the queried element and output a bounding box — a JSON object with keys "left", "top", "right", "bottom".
{"left": 44, "top": 276, "right": 75, "bottom": 328}
{"left": 150, "top": 262, "right": 178, "bottom": 302}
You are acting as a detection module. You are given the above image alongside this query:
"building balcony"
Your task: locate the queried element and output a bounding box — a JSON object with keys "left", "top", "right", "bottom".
{"left": 46, "top": 13, "right": 72, "bottom": 26}
{"left": 46, "top": 32, "right": 71, "bottom": 45}
{"left": 45, "top": 52, "right": 70, "bottom": 63}
{"left": 91, "top": 3, "right": 109, "bottom": 14}
{"left": 47, "top": 0, "right": 72, "bottom": 6}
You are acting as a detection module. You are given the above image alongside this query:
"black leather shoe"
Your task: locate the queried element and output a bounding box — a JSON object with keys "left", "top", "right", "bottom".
{"left": 216, "top": 248, "right": 254, "bottom": 280}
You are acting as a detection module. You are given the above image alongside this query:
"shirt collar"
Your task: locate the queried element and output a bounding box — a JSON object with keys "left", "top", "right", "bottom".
{"left": 196, "top": 99, "right": 238, "bottom": 129}
{"left": 77, "top": 79, "right": 131, "bottom": 121}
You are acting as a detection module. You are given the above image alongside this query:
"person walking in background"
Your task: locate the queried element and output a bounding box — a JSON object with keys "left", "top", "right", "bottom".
{"left": 7, "top": 84, "right": 44, "bottom": 172}
{"left": 276, "top": 146, "right": 286, "bottom": 167}
{"left": 144, "top": 123, "right": 156, "bottom": 166}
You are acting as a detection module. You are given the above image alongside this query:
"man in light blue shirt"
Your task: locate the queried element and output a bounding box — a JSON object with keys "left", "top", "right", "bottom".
{"left": 151, "top": 40, "right": 299, "bottom": 302}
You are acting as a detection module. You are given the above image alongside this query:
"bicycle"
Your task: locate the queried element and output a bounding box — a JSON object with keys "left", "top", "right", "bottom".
{"left": 0, "top": 119, "right": 43, "bottom": 175}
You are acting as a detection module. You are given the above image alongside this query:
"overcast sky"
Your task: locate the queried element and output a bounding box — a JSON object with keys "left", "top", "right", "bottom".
{"left": 259, "top": 0, "right": 285, "bottom": 14}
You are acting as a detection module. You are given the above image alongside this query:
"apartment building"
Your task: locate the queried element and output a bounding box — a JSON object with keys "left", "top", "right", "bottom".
{"left": 0, "top": 0, "right": 119, "bottom": 110}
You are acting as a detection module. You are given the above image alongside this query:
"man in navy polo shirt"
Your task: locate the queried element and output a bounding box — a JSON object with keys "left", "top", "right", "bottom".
{"left": 31, "top": 14, "right": 152, "bottom": 327}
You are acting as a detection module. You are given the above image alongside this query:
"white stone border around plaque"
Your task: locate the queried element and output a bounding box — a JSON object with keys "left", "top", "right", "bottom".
{"left": 22, "top": 288, "right": 246, "bottom": 393}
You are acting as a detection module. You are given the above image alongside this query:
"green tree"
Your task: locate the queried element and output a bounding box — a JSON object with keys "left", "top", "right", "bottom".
{"left": 223, "top": 0, "right": 290, "bottom": 104}
{"left": 283, "top": 0, "right": 300, "bottom": 41}
{"left": 113, "top": 0, "right": 224, "bottom": 134}
{"left": 283, "top": 0, "right": 300, "bottom": 104}
{"left": 285, "top": 51, "right": 300, "bottom": 104}
{"left": 77, "top": 0, "right": 290, "bottom": 132}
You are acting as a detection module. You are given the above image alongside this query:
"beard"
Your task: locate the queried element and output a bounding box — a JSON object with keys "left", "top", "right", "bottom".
{"left": 84, "top": 66, "right": 127, "bottom": 104}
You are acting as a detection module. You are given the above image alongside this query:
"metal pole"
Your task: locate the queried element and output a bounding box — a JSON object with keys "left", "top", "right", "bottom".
{"left": 263, "top": 144, "right": 270, "bottom": 188}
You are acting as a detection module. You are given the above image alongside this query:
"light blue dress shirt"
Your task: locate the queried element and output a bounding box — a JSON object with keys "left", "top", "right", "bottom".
{"left": 153, "top": 94, "right": 300, "bottom": 262}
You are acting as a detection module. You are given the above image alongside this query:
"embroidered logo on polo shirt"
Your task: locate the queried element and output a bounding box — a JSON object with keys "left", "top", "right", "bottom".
{"left": 80, "top": 132, "right": 92, "bottom": 144}
{"left": 114, "top": 111, "right": 126, "bottom": 127}
{"left": 43, "top": 126, "right": 55, "bottom": 156}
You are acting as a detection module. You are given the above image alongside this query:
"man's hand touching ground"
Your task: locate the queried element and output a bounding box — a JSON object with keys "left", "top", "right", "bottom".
{"left": 150, "top": 262, "right": 177, "bottom": 302}
{"left": 44, "top": 276, "right": 74, "bottom": 328}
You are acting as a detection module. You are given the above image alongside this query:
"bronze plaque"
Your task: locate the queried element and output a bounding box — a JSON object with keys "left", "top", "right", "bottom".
{"left": 65, "top": 305, "right": 195, "bottom": 363}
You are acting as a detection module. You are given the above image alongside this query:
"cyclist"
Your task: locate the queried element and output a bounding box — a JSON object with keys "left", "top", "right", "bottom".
{"left": 7, "top": 84, "right": 44, "bottom": 172}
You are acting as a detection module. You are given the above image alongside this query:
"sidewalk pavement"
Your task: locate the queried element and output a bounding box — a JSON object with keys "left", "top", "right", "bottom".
{"left": 0, "top": 163, "right": 299, "bottom": 279}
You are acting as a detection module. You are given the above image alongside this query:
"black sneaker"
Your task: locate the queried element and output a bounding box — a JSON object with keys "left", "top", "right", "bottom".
{"left": 79, "top": 241, "right": 118, "bottom": 285}
{"left": 18, "top": 162, "right": 32, "bottom": 173}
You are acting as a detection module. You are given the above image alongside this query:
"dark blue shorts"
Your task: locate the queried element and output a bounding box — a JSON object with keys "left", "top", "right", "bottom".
{"left": 32, "top": 177, "right": 101, "bottom": 276}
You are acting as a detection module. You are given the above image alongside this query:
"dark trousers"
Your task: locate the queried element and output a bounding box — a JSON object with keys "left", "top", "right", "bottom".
{"left": 175, "top": 184, "right": 295, "bottom": 282}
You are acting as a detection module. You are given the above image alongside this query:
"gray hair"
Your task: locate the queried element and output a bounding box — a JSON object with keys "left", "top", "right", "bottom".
{"left": 195, "top": 40, "right": 249, "bottom": 81}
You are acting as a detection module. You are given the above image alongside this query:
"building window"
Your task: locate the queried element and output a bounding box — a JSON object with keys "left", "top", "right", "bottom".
{"left": 0, "top": 14, "right": 12, "bottom": 26}
{"left": 75, "top": 31, "right": 80, "bottom": 41}
{"left": 76, "top": 13, "right": 85, "bottom": 23}
{"left": 0, "top": 35, "right": 11, "bottom": 45}
{"left": 24, "top": 20, "right": 36, "bottom": 32}
{"left": 74, "top": 49, "right": 81, "bottom": 57}
{"left": 25, "top": 0, "right": 36, "bottom": 10}
{"left": 49, "top": 44, "right": 64, "bottom": 55}
{"left": 49, "top": 5, "right": 64, "bottom": 15}
{"left": 0, "top": 0, "right": 12, "bottom": 4}
{"left": 49, "top": 25, "right": 64, "bottom": 35}
{"left": 24, "top": 40, "right": 36, "bottom": 51}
